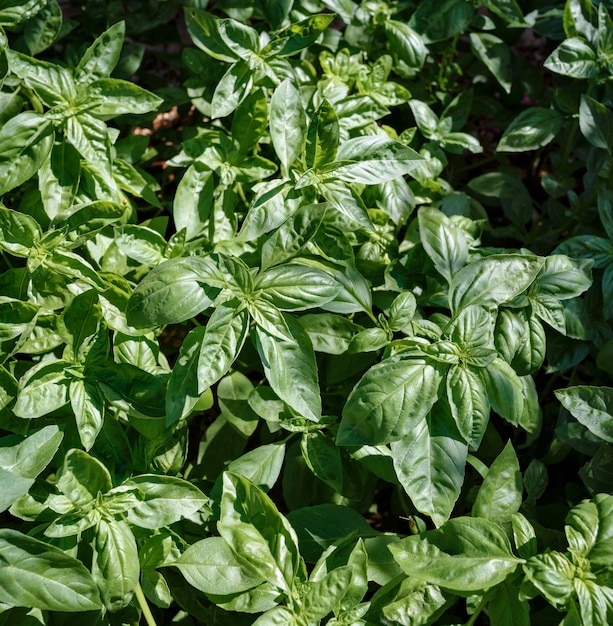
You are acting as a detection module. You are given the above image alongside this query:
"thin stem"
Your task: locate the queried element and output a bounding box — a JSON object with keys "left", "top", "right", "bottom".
{"left": 465, "top": 594, "right": 488, "bottom": 626}
{"left": 134, "top": 581, "right": 157, "bottom": 626}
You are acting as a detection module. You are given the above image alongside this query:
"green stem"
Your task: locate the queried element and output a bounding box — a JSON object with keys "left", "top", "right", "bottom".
{"left": 465, "top": 594, "right": 488, "bottom": 626}
{"left": 135, "top": 581, "right": 157, "bottom": 626}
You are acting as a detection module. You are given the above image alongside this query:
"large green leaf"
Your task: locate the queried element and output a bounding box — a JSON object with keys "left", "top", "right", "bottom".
{"left": 0, "top": 529, "right": 102, "bottom": 611}
{"left": 449, "top": 254, "right": 543, "bottom": 313}
{"left": 337, "top": 356, "right": 443, "bottom": 445}
{"left": 253, "top": 309, "right": 321, "bottom": 422}
{"left": 255, "top": 264, "right": 340, "bottom": 310}
{"left": 389, "top": 517, "right": 523, "bottom": 592}
{"left": 172, "top": 536, "right": 264, "bottom": 595}
{"left": 544, "top": 37, "right": 598, "bottom": 78}
{"left": 126, "top": 256, "right": 222, "bottom": 327}
{"left": 92, "top": 518, "right": 139, "bottom": 611}
{"left": 125, "top": 474, "right": 208, "bottom": 528}
{"left": 391, "top": 404, "right": 467, "bottom": 527}
{"left": 304, "top": 99, "right": 339, "bottom": 170}
{"left": 323, "top": 135, "right": 422, "bottom": 185}
{"left": 219, "top": 472, "right": 302, "bottom": 592}
{"left": 270, "top": 78, "right": 306, "bottom": 177}
{"left": 472, "top": 441, "right": 523, "bottom": 522}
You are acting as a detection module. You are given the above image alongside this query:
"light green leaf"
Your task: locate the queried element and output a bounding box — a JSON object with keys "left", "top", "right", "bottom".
{"left": 0, "top": 112, "right": 54, "bottom": 195}
{"left": 384, "top": 20, "right": 427, "bottom": 68}
{"left": 74, "top": 21, "right": 125, "bottom": 84}
{"left": 270, "top": 79, "right": 306, "bottom": 177}
{"left": 472, "top": 440, "right": 523, "bottom": 522}
{"left": 211, "top": 61, "right": 253, "bottom": 119}
{"left": 92, "top": 518, "right": 139, "bottom": 611}
{"left": 391, "top": 404, "right": 467, "bottom": 527}
{"left": 172, "top": 536, "right": 264, "bottom": 595}
{"left": 390, "top": 516, "right": 522, "bottom": 592}
{"left": 418, "top": 206, "right": 468, "bottom": 283}
{"left": 337, "top": 356, "right": 443, "bottom": 445}
{"left": 126, "top": 256, "right": 222, "bottom": 327}
{"left": 304, "top": 99, "right": 339, "bottom": 170}
{"left": 0, "top": 529, "right": 102, "bottom": 611}
{"left": 555, "top": 386, "right": 613, "bottom": 444}
{"left": 124, "top": 474, "right": 208, "bottom": 528}
{"left": 479, "top": 357, "right": 524, "bottom": 425}
{"left": 253, "top": 311, "right": 321, "bottom": 422}
{"left": 324, "top": 135, "right": 422, "bottom": 185}
{"left": 57, "top": 448, "right": 112, "bottom": 507}
{"left": 255, "top": 264, "right": 340, "bottom": 311}
{"left": 219, "top": 472, "right": 301, "bottom": 592}
{"left": 449, "top": 254, "right": 543, "bottom": 313}
{"left": 83, "top": 78, "right": 162, "bottom": 117}
{"left": 173, "top": 164, "right": 213, "bottom": 240}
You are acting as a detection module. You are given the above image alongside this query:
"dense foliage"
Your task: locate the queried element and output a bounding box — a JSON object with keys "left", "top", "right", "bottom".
{"left": 1, "top": 0, "right": 613, "bottom": 624}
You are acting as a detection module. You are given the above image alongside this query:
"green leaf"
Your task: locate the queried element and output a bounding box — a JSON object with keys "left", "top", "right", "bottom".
{"left": 184, "top": 8, "right": 238, "bottom": 62}
{"left": 0, "top": 425, "right": 63, "bottom": 512}
{"left": 126, "top": 256, "right": 222, "bottom": 327}
{"left": 304, "top": 99, "right": 339, "bottom": 170}
{"left": 270, "top": 78, "right": 306, "bottom": 177}
{"left": 124, "top": 474, "right": 208, "bottom": 528}
{"left": 449, "top": 254, "right": 543, "bottom": 313}
{"left": 301, "top": 431, "right": 344, "bottom": 494}
{"left": 579, "top": 94, "right": 613, "bottom": 152}
{"left": 13, "top": 359, "right": 71, "bottom": 419}
{"left": 287, "top": 504, "right": 375, "bottom": 563}
{"left": 497, "top": 108, "right": 564, "bottom": 152}
{"left": 522, "top": 552, "right": 576, "bottom": 607}
{"left": 173, "top": 536, "right": 264, "bottom": 595}
{"left": 74, "top": 21, "right": 125, "bottom": 85}
{"left": 0, "top": 111, "right": 53, "bottom": 195}
{"left": 409, "top": 0, "right": 475, "bottom": 43}
{"left": 391, "top": 403, "right": 467, "bottom": 527}
{"left": 0, "top": 205, "right": 41, "bottom": 256}
{"left": 57, "top": 448, "right": 112, "bottom": 507}
{"left": 486, "top": 580, "right": 530, "bottom": 626}
{"left": 479, "top": 357, "right": 524, "bottom": 425}
{"left": 532, "top": 254, "right": 592, "bottom": 300}
{"left": 511, "top": 512, "right": 538, "bottom": 559}
{"left": 219, "top": 472, "right": 301, "bottom": 592}
{"left": 8, "top": 50, "right": 75, "bottom": 106}
{"left": 384, "top": 20, "right": 427, "bottom": 69}
{"left": 84, "top": 78, "right": 162, "bottom": 118}
{"left": 226, "top": 443, "right": 286, "bottom": 492}
{"left": 253, "top": 311, "right": 321, "bottom": 422}
{"left": 418, "top": 206, "right": 468, "bottom": 283}
{"left": 389, "top": 517, "right": 523, "bottom": 592}
{"left": 323, "top": 135, "right": 422, "bottom": 185}
{"left": 337, "top": 356, "right": 443, "bottom": 445}
{"left": 211, "top": 61, "right": 253, "bottom": 119}
{"left": 544, "top": 37, "right": 598, "bottom": 78}
{"left": 446, "top": 363, "right": 490, "bottom": 447}
{"left": 469, "top": 33, "right": 512, "bottom": 93}
{"left": 70, "top": 379, "right": 105, "bottom": 451}
{"left": 555, "top": 386, "right": 613, "bottom": 443}
{"left": 255, "top": 264, "right": 340, "bottom": 310}
{"left": 302, "top": 566, "right": 353, "bottom": 622}
{"left": 173, "top": 164, "right": 213, "bottom": 241}
{"left": 472, "top": 440, "right": 523, "bottom": 522}
{"left": 0, "top": 529, "right": 102, "bottom": 611}
{"left": 92, "top": 518, "right": 139, "bottom": 611}
{"left": 260, "top": 202, "right": 325, "bottom": 270}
